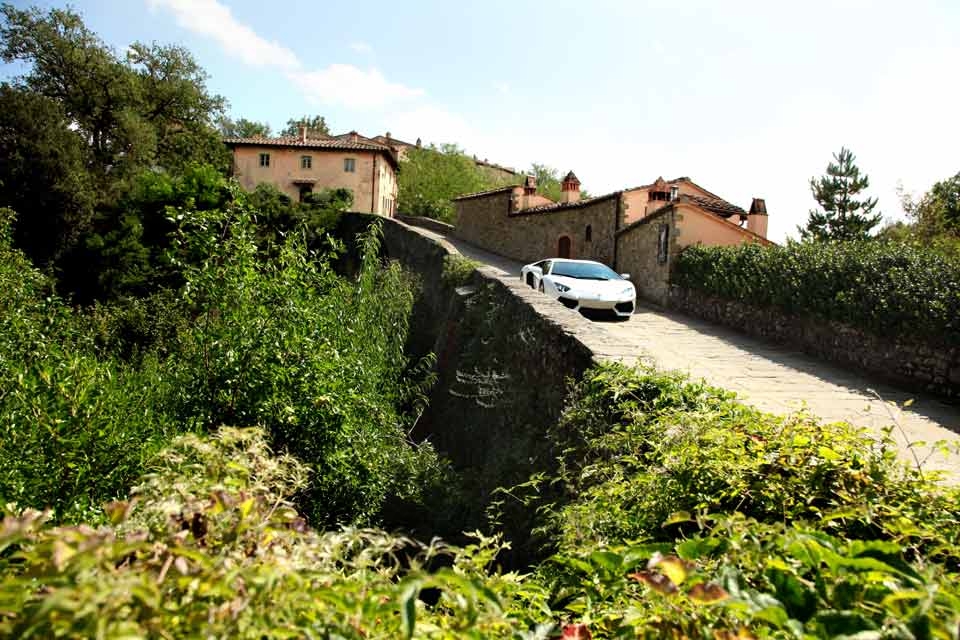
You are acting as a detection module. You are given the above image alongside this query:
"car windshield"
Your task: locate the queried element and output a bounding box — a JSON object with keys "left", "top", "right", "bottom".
{"left": 550, "top": 261, "right": 621, "bottom": 280}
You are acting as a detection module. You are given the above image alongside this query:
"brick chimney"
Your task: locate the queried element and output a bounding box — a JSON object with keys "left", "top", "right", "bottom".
{"left": 521, "top": 174, "right": 537, "bottom": 209}
{"left": 748, "top": 198, "right": 768, "bottom": 238}
{"left": 561, "top": 171, "right": 581, "bottom": 204}
{"left": 298, "top": 124, "right": 307, "bottom": 142}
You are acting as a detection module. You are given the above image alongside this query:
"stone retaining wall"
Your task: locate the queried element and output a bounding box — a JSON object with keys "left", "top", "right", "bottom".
{"left": 668, "top": 285, "right": 960, "bottom": 398}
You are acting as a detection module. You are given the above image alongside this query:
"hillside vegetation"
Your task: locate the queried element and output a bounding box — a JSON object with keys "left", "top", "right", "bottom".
{"left": 3, "top": 362, "right": 959, "bottom": 638}
{"left": 0, "top": 197, "right": 447, "bottom": 527}
{"left": 2, "top": 5, "right": 960, "bottom": 638}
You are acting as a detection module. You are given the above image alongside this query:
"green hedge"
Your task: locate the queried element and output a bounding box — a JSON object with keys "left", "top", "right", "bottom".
{"left": 673, "top": 241, "right": 960, "bottom": 345}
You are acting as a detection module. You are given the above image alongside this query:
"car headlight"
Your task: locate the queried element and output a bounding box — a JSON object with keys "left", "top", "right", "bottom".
{"left": 620, "top": 286, "right": 635, "bottom": 296}
{"left": 555, "top": 283, "right": 571, "bottom": 293}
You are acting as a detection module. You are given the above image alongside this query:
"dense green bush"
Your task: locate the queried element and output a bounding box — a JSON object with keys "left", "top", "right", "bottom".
{"left": 5, "top": 366, "right": 959, "bottom": 638}
{"left": 673, "top": 241, "right": 960, "bottom": 345}
{"left": 0, "top": 197, "right": 447, "bottom": 528}
{"left": 513, "top": 363, "right": 960, "bottom": 637}
{"left": 0, "top": 208, "right": 181, "bottom": 522}
{"left": 0, "top": 428, "right": 532, "bottom": 639}
{"left": 167, "top": 205, "right": 447, "bottom": 525}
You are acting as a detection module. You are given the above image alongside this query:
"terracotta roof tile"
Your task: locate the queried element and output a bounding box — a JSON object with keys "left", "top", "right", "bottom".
{"left": 223, "top": 135, "right": 389, "bottom": 152}
{"left": 679, "top": 194, "right": 746, "bottom": 217}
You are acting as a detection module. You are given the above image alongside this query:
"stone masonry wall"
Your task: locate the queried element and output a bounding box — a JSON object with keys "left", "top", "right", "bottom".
{"left": 454, "top": 191, "right": 621, "bottom": 266}
{"left": 668, "top": 286, "right": 960, "bottom": 398}
{"left": 614, "top": 208, "right": 680, "bottom": 306}
{"left": 335, "top": 213, "right": 614, "bottom": 563}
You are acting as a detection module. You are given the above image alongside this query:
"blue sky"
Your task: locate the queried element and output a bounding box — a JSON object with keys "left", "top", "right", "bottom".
{"left": 4, "top": 0, "right": 959, "bottom": 241}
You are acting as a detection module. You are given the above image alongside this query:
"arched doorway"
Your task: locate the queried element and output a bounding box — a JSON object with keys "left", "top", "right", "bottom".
{"left": 557, "top": 235, "right": 572, "bottom": 258}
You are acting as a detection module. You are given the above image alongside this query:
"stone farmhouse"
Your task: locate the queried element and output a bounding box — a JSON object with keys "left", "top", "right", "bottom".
{"left": 453, "top": 174, "right": 772, "bottom": 304}
{"left": 225, "top": 127, "right": 519, "bottom": 214}
{"left": 225, "top": 126, "right": 400, "bottom": 216}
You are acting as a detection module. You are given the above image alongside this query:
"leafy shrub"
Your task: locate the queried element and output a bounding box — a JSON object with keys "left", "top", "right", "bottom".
{"left": 167, "top": 205, "right": 446, "bottom": 526}
{"left": 441, "top": 254, "right": 480, "bottom": 288}
{"left": 673, "top": 241, "right": 960, "bottom": 345}
{"left": 0, "top": 428, "right": 532, "bottom": 639}
{"left": 0, "top": 209, "right": 181, "bottom": 522}
{"left": 0, "top": 197, "right": 447, "bottom": 528}
{"left": 513, "top": 363, "right": 960, "bottom": 637}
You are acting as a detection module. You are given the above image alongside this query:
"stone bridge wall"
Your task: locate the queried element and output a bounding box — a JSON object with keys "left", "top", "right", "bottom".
{"left": 335, "top": 214, "right": 608, "bottom": 557}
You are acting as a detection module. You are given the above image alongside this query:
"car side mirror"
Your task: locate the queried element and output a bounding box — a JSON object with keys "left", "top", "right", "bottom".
{"left": 620, "top": 273, "right": 631, "bottom": 280}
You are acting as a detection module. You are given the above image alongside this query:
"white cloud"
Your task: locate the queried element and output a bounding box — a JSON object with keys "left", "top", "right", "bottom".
{"left": 289, "top": 64, "right": 424, "bottom": 110}
{"left": 349, "top": 41, "right": 374, "bottom": 55}
{"left": 147, "top": 0, "right": 300, "bottom": 70}
{"left": 149, "top": 0, "right": 422, "bottom": 109}
{"left": 494, "top": 82, "right": 510, "bottom": 95}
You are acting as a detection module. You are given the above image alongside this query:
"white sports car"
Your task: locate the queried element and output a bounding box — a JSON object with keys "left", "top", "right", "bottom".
{"left": 521, "top": 258, "right": 636, "bottom": 319}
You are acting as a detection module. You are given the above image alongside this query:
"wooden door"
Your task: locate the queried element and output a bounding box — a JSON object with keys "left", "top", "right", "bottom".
{"left": 557, "top": 235, "right": 571, "bottom": 258}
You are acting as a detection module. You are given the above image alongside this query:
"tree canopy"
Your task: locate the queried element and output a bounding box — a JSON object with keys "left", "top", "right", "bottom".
{"left": 902, "top": 172, "right": 960, "bottom": 238}
{"left": 0, "top": 3, "right": 232, "bottom": 299}
{"left": 799, "top": 147, "right": 882, "bottom": 241}
{"left": 280, "top": 114, "right": 330, "bottom": 137}
{"left": 218, "top": 116, "right": 272, "bottom": 138}
{"left": 397, "top": 143, "right": 514, "bottom": 222}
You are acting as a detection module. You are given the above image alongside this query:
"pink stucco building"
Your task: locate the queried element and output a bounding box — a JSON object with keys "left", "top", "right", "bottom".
{"left": 224, "top": 127, "right": 399, "bottom": 216}
{"left": 453, "top": 173, "right": 772, "bottom": 304}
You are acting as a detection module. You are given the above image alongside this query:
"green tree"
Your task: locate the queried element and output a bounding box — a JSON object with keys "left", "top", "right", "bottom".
{"left": 219, "top": 116, "right": 272, "bottom": 138}
{"left": 0, "top": 4, "right": 230, "bottom": 298}
{"left": 0, "top": 84, "right": 96, "bottom": 266}
{"left": 530, "top": 163, "right": 563, "bottom": 201}
{"left": 281, "top": 114, "right": 330, "bottom": 137}
{"left": 800, "top": 147, "right": 882, "bottom": 241}
{"left": 398, "top": 144, "right": 511, "bottom": 222}
{"left": 126, "top": 41, "right": 228, "bottom": 173}
{"left": 902, "top": 172, "right": 960, "bottom": 237}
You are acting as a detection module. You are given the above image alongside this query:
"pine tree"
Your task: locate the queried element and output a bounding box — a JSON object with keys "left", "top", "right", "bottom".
{"left": 800, "top": 147, "right": 882, "bottom": 241}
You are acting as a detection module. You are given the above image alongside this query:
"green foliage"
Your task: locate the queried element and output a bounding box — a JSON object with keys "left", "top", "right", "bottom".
{"left": 800, "top": 147, "right": 882, "bottom": 241}
{"left": 514, "top": 363, "right": 960, "bottom": 637}
{"left": 529, "top": 163, "right": 563, "bottom": 202}
{"left": 62, "top": 163, "right": 232, "bottom": 302}
{"left": 0, "top": 3, "right": 228, "bottom": 293}
{"left": 0, "top": 84, "right": 96, "bottom": 266}
{"left": 441, "top": 254, "right": 480, "bottom": 288}
{"left": 528, "top": 164, "right": 591, "bottom": 202}
{"left": 218, "top": 115, "right": 272, "bottom": 138}
{"left": 166, "top": 205, "right": 445, "bottom": 525}
{"left": 0, "top": 192, "right": 447, "bottom": 528}
{"left": 0, "top": 208, "right": 180, "bottom": 522}
{"left": 5, "top": 364, "right": 958, "bottom": 638}
{"left": 0, "top": 428, "right": 532, "bottom": 639}
{"left": 398, "top": 144, "right": 514, "bottom": 222}
{"left": 673, "top": 240, "right": 960, "bottom": 345}
{"left": 280, "top": 114, "right": 331, "bottom": 137}
{"left": 896, "top": 172, "right": 960, "bottom": 243}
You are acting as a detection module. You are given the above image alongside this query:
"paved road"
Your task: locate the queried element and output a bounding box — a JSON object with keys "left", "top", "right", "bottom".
{"left": 405, "top": 221, "right": 960, "bottom": 479}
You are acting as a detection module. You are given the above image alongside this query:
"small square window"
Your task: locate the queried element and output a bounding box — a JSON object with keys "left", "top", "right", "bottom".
{"left": 344, "top": 158, "right": 356, "bottom": 173}
{"left": 301, "top": 155, "right": 312, "bottom": 169}
{"left": 259, "top": 153, "right": 270, "bottom": 167}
